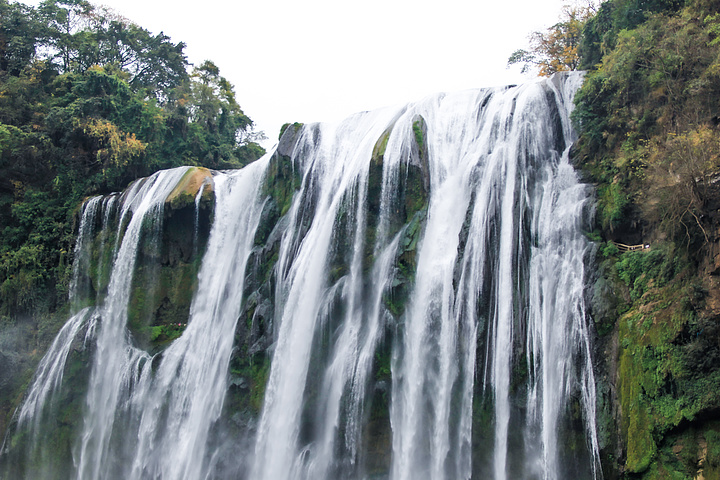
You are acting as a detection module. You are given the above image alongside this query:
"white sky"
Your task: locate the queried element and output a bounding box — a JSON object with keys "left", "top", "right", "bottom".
{"left": 26, "top": 0, "right": 573, "bottom": 148}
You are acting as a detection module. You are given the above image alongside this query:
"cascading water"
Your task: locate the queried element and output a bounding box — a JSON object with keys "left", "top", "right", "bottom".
{"left": 1, "top": 72, "right": 601, "bottom": 480}
{"left": 119, "top": 161, "right": 269, "bottom": 479}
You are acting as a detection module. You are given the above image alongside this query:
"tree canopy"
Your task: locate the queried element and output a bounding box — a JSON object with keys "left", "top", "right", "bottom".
{"left": 0, "top": 0, "right": 265, "bottom": 317}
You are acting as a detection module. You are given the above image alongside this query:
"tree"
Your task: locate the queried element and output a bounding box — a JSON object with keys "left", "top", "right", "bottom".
{"left": 161, "top": 60, "right": 261, "bottom": 169}
{"left": 35, "top": 0, "right": 94, "bottom": 73}
{"left": 29, "top": 0, "right": 189, "bottom": 100}
{"left": 507, "top": 5, "right": 593, "bottom": 77}
{"left": 100, "top": 21, "right": 188, "bottom": 99}
{"left": 0, "top": 0, "right": 40, "bottom": 76}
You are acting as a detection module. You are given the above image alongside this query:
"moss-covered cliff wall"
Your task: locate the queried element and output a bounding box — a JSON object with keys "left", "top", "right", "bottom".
{"left": 575, "top": 0, "right": 720, "bottom": 477}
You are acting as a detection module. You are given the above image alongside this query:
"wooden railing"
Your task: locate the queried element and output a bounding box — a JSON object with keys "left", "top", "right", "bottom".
{"left": 611, "top": 241, "right": 651, "bottom": 253}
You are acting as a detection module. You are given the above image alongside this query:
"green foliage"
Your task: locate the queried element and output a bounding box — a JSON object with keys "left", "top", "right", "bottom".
{"left": 616, "top": 245, "right": 684, "bottom": 300}
{"left": 573, "top": 22, "right": 720, "bottom": 477}
{"left": 597, "top": 182, "right": 629, "bottom": 232}
{"left": 0, "top": 0, "right": 265, "bottom": 319}
{"left": 705, "top": 13, "right": 720, "bottom": 45}
{"left": 707, "top": 430, "right": 720, "bottom": 468}
{"left": 573, "top": 21, "right": 720, "bottom": 471}
{"left": 578, "top": 2, "right": 616, "bottom": 70}
{"left": 0, "top": 0, "right": 40, "bottom": 76}
{"left": 579, "top": 0, "right": 686, "bottom": 70}
{"left": 573, "top": 0, "right": 720, "bottom": 245}
{"left": 601, "top": 241, "right": 619, "bottom": 258}
{"left": 148, "top": 324, "right": 184, "bottom": 343}
{"left": 374, "top": 350, "right": 391, "bottom": 380}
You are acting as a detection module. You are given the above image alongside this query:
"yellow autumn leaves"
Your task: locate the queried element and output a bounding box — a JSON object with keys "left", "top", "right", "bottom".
{"left": 78, "top": 117, "right": 145, "bottom": 169}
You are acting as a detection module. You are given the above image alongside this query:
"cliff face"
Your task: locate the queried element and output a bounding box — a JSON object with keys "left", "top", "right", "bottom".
{"left": 576, "top": 1, "right": 720, "bottom": 477}
{"left": 590, "top": 225, "right": 720, "bottom": 480}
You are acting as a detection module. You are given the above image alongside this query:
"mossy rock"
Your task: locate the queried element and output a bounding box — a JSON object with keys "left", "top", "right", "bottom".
{"left": 165, "top": 167, "right": 214, "bottom": 211}
{"left": 366, "top": 120, "right": 430, "bottom": 319}
{"left": 262, "top": 155, "right": 301, "bottom": 218}
{"left": 125, "top": 174, "right": 214, "bottom": 352}
{"left": 223, "top": 349, "right": 271, "bottom": 435}
{"left": 126, "top": 261, "right": 196, "bottom": 353}
{"left": 278, "top": 122, "right": 304, "bottom": 141}
{"left": 262, "top": 124, "right": 304, "bottom": 218}
{"left": 609, "top": 243, "right": 720, "bottom": 476}
{"left": 222, "top": 128, "right": 306, "bottom": 427}
{"left": 361, "top": 338, "right": 393, "bottom": 476}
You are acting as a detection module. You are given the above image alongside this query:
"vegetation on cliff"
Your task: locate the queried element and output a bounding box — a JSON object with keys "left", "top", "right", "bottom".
{"left": 557, "top": 0, "right": 720, "bottom": 477}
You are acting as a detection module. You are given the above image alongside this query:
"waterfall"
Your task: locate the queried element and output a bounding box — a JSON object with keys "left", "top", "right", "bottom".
{"left": 75, "top": 167, "right": 192, "bottom": 480}
{"left": 121, "top": 160, "right": 269, "bottom": 479}
{"left": 1, "top": 72, "right": 601, "bottom": 480}
{"left": 68, "top": 195, "right": 102, "bottom": 308}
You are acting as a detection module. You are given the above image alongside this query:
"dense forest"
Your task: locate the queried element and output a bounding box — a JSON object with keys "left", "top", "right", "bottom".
{"left": 3, "top": 0, "right": 720, "bottom": 477}
{"left": 0, "top": 0, "right": 264, "bottom": 439}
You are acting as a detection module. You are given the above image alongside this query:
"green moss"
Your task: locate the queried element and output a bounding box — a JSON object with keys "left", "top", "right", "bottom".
{"left": 327, "top": 191, "right": 356, "bottom": 285}
{"left": 124, "top": 194, "right": 211, "bottom": 352}
{"left": 248, "top": 361, "right": 270, "bottom": 412}
{"left": 412, "top": 120, "right": 425, "bottom": 152}
{"left": 87, "top": 227, "right": 117, "bottom": 301}
{"left": 611, "top": 241, "right": 720, "bottom": 475}
{"left": 127, "top": 259, "right": 198, "bottom": 351}
{"left": 379, "top": 126, "right": 430, "bottom": 317}
{"left": 253, "top": 201, "right": 279, "bottom": 247}
{"left": 148, "top": 323, "right": 185, "bottom": 344}
{"left": 621, "top": 348, "right": 656, "bottom": 472}
{"left": 262, "top": 153, "right": 301, "bottom": 217}
{"left": 227, "top": 353, "right": 271, "bottom": 415}
{"left": 374, "top": 350, "right": 391, "bottom": 382}
{"left": 372, "top": 129, "right": 391, "bottom": 161}
{"left": 361, "top": 128, "right": 392, "bottom": 276}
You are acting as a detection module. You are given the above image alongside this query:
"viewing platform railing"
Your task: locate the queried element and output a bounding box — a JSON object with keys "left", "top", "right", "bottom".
{"left": 611, "top": 241, "right": 651, "bottom": 253}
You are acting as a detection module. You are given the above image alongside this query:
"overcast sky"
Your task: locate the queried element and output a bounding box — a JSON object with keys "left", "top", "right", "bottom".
{"left": 27, "top": 0, "right": 575, "bottom": 148}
